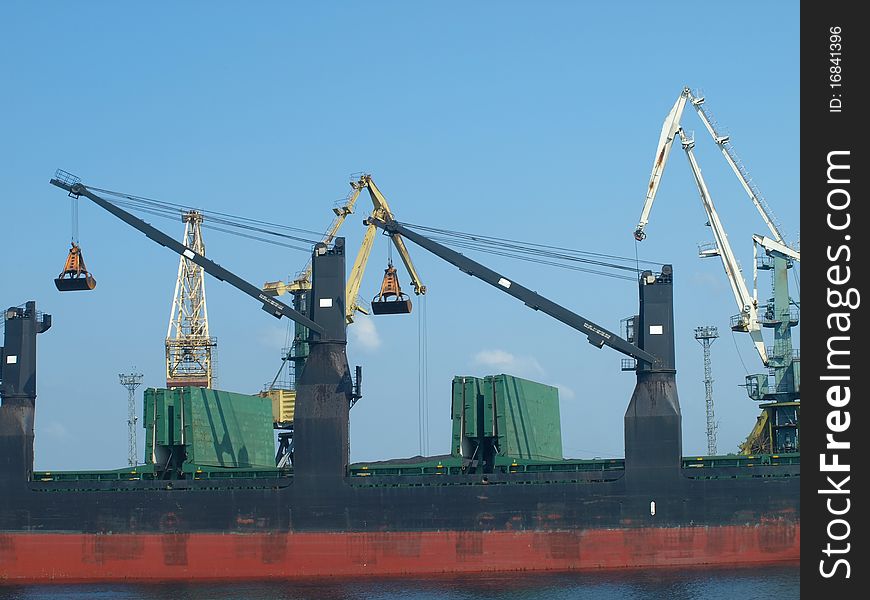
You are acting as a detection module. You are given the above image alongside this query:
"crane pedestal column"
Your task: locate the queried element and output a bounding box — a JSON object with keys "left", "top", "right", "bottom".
{"left": 0, "top": 302, "right": 51, "bottom": 489}
{"left": 623, "top": 267, "right": 682, "bottom": 480}
{"left": 624, "top": 371, "right": 682, "bottom": 479}
{"left": 292, "top": 239, "right": 352, "bottom": 483}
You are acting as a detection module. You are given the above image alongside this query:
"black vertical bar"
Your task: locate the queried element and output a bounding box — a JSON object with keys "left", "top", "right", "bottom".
{"left": 802, "top": 2, "right": 867, "bottom": 595}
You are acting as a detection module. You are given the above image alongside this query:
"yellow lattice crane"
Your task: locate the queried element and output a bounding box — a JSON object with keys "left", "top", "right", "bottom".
{"left": 260, "top": 174, "right": 426, "bottom": 427}
{"left": 263, "top": 173, "right": 426, "bottom": 323}
{"left": 345, "top": 174, "right": 425, "bottom": 322}
{"left": 263, "top": 185, "right": 360, "bottom": 299}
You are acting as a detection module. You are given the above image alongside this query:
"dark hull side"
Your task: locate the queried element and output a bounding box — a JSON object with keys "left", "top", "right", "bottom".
{"left": 0, "top": 465, "right": 799, "bottom": 582}
{"left": 0, "top": 293, "right": 798, "bottom": 582}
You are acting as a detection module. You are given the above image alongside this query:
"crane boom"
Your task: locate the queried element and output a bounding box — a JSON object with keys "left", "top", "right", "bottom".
{"left": 752, "top": 234, "right": 800, "bottom": 262}
{"left": 344, "top": 174, "right": 426, "bottom": 323}
{"left": 263, "top": 184, "right": 363, "bottom": 297}
{"left": 685, "top": 88, "right": 788, "bottom": 246}
{"left": 634, "top": 91, "right": 688, "bottom": 241}
{"left": 677, "top": 131, "right": 768, "bottom": 365}
{"left": 264, "top": 174, "right": 426, "bottom": 324}
{"left": 366, "top": 216, "right": 658, "bottom": 366}
{"left": 635, "top": 86, "right": 795, "bottom": 252}
{"left": 49, "top": 174, "right": 325, "bottom": 336}
{"left": 362, "top": 177, "right": 426, "bottom": 296}
{"left": 345, "top": 220, "right": 379, "bottom": 322}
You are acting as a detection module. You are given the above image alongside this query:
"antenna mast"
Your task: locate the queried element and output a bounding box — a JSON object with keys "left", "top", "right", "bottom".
{"left": 694, "top": 325, "right": 720, "bottom": 456}
{"left": 118, "top": 369, "right": 143, "bottom": 467}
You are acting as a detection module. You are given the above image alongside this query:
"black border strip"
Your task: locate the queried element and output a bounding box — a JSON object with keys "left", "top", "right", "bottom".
{"left": 802, "top": 3, "right": 867, "bottom": 595}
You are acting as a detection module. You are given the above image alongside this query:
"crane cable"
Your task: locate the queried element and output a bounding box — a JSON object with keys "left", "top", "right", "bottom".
{"left": 427, "top": 237, "right": 639, "bottom": 282}
{"left": 418, "top": 294, "right": 430, "bottom": 457}
{"left": 730, "top": 329, "right": 751, "bottom": 375}
{"left": 381, "top": 233, "right": 429, "bottom": 456}
{"left": 399, "top": 222, "right": 661, "bottom": 283}
{"left": 79, "top": 184, "right": 662, "bottom": 285}
{"left": 88, "top": 185, "right": 324, "bottom": 236}
{"left": 85, "top": 185, "right": 325, "bottom": 250}
{"left": 70, "top": 195, "right": 80, "bottom": 244}
{"left": 403, "top": 222, "right": 660, "bottom": 268}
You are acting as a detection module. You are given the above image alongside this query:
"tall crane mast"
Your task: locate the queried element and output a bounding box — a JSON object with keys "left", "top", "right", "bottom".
{"left": 165, "top": 210, "right": 217, "bottom": 388}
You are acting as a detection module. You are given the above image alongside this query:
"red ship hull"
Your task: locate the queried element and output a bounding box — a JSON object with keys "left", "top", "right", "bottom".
{"left": 0, "top": 523, "right": 799, "bottom": 583}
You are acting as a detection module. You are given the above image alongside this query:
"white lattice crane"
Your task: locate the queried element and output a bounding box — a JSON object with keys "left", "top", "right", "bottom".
{"left": 165, "top": 210, "right": 217, "bottom": 388}
{"left": 634, "top": 88, "right": 801, "bottom": 457}
{"left": 633, "top": 87, "right": 803, "bottom": 367}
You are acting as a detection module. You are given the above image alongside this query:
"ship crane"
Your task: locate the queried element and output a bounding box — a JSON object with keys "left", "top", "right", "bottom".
{"left": 260, "top": 181, "right": 364, "bottom": 400}
{"left": 634, "top": 86, "right": 798, "bottom": 255}
{"left": 165, "top": 210, "right": 216, "bottom": 389}
{"left": 366, "top": 216, "right": 681, "bottom": 474}
{"left": 264, "top": 173, "right": 426, "bottom": 324}
{"left": 260, "top": 174, "right": 425, "bottom": 409}
{"left": 345, "top": 174, "right": 426, "bottom": 320}
{"left": 50, "top": 170, "right": 362, "bottom": 473}
{"left": 366, "top": 216, "right": 658, "bottom": 368}
{"left": 49, "top": 172, "right": 325, "bottom": 337}
{"left": 633, "top": 88, "right": 800, "bottom": 454}
{"left": 263, "top": 181, "right": 360, "bottom": 300}
{"left": 631, "top": 87, "right": 805, "bottom": 367}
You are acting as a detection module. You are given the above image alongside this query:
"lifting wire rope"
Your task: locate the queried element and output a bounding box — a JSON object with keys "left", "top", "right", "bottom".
{"left": 418, "top": 294, "right": 429, "bottom": 457}
{"left": 69, "top": 183, "right": 658, "bottom": 285}
{"left": 730, "top": 328, "right": 750, "bottom": 375}
{"left": 70, "top": 193, "right": 79, "bottom": 244}
{"left": 86, "top": 185, "right": 324, "bottom": 250}
{"left": 55, "top": 183, "right": 97, "bottom": 292}
{"left": 398, "top": 222, "right": 661, "bottom": 282}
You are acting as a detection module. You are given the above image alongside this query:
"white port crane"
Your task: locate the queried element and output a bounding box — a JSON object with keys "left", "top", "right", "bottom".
{"left": 633, "top": 87, "right": 800, "bottom": 367}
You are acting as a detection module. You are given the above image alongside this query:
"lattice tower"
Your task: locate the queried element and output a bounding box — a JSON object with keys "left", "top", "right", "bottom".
{"left": 119, "top": 370, "right": 143, "bottom": 467}
{"left": 166, "top": 210, "right": 217, "bottom": 388}
{"left": 694, "top": 325, "right": 720, "bottom": 455}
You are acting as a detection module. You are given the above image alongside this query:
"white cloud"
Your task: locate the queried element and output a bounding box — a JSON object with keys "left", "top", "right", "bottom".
{"left": 552, "top": 383, "right": 576, "bottom": 400}
{"left": 42, "top": 422, "right": 70, "bottom": 439}
{"left": 472, "top": 349, "right": 545, "bottom": 378}
{"left": 350, "top": 315, "right": 382, "bottom": 351}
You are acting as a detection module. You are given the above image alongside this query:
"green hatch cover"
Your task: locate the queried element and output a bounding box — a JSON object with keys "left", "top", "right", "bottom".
{"left": 144, "top": 387, "right": 275, "bottom": 469}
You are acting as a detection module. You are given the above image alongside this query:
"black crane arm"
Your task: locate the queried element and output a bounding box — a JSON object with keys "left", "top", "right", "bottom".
{"left": 366, "top": 217, "right": 658, "bottom": 366}
{"left": 49, "top": 176, "right": 325, "bottom": 336}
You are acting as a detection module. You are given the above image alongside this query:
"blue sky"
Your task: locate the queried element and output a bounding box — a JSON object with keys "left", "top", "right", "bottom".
{"left": 2, "top": 2, "right": 799, "bottom": 470}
